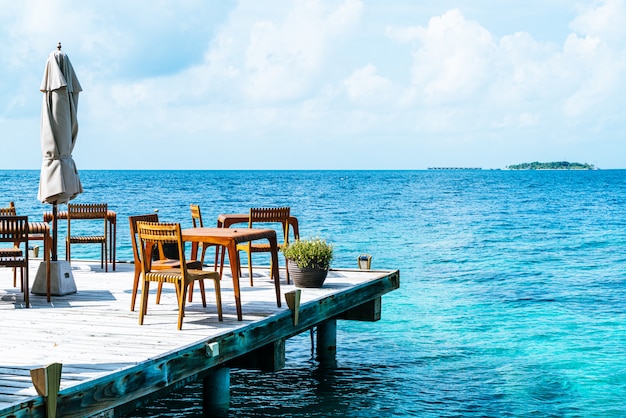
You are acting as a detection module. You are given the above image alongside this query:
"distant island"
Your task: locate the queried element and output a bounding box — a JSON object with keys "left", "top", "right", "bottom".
{"left": 506, "top": 161, "right": 596, "bottom": 170}
{"left": 428, "top": 167, "right": 482, "bottom": 170}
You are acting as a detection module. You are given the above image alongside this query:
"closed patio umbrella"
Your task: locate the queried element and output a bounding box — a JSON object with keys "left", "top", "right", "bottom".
{"left": 32, "top": 42, "right": 80, "bottom": 296}
{"left": 37, "top": 42, "right": 83, "bottom": 261}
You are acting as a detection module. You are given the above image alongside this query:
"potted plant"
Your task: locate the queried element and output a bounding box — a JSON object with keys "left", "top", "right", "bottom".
{"left": 282, "top": 238, "right": 334, "bottom": 288}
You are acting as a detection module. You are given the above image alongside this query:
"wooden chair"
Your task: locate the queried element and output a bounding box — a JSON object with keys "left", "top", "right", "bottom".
{"left": 66, "top": 203, "right": 108, "bottom": 271}
{"left": 0, "top": 215, "right": 30, "bottom": 306}
{"left": 136, "top": 221, "right": 222, "bottom": 330}
{"left": 0, "top": 202, "right": 20, "bottom": 287}
{"left": 0, "top": 202, "right": 16, "bottom": 216}
{"left": 190, "top": 204, "right": 224, "bottom": 274}
{"left": 237, "top": 207, "right": 291, "bottom": 286}
{"left": 128, "top": 214, "right": 203, "bottom": 311}
{"left": 3, "top": 202, "right": 52, "bottom": 286}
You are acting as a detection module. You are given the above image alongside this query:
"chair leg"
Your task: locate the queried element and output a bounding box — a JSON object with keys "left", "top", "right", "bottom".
{"left": 198, "top": 280, "right": 207, "bottom": 307}
{"left": 177, "top": 281, "right": 187, "bottom": 330}
{"left": 138, "top": 280, "right": 150, "bottom": 325}
{"left": 219, "top": 246, "right": 226, "bottom": 278}
{"left": 22, "top": 266, "right": 29, "bottom": 307}
{"left": 236, "top": 249, "right": 242, "bottom": 277}
{"left": 214, "top": 278, "right": 223, "bottom": 321}
{"left": 213, "top": 245, "right": 220, "bottom": 272}
{"left": 247, "top": 250, "right": 253, "bottom": 286}
{"left": 156, "top": 282, "right": 164, "bottom": 304}
{"left": 200, "top": 244, "right": 208, "bottom": 267}
{"left": 284, "top": 254, "right": 290, "bottom": 285}
{"left": 13, "top": 267, "right": 17, "bottom": 287}
{"left": 130, "top": 265, "right": 141, "bottom": 311}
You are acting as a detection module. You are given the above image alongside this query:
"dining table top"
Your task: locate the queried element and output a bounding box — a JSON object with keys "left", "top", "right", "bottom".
{"left": 182, "top": 227, "right": 277, "bottom": 244}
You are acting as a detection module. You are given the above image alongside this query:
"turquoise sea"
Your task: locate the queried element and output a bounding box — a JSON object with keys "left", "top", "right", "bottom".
{"left": 2, "top": 169, "right": 626, "bottom": 417}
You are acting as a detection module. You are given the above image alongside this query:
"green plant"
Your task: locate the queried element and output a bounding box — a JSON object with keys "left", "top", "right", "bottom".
{"left": 282, "top": 237, "right": 333, "bottom": 270}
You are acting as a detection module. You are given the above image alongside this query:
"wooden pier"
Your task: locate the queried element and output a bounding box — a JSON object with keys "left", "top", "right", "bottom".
{"left": 0, "top": 261, "right": 399, "bottom": 417}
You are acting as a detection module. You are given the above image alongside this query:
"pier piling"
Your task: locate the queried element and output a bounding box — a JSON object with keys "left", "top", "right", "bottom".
{"left": 316, "top": 319, "right": 337, "bottom": 365}
{"left": 203, "top": 367, "right": 230, "bottom": 417}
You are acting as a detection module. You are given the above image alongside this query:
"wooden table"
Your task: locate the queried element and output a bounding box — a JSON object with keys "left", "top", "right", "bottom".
{"left": 182, "top": 227, "right": 282, "bottom": 321}
{"left": 44, "top": 210, "right": 117, "bottom": 271}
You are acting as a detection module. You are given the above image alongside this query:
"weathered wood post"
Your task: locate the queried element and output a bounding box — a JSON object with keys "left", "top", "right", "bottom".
{"left": 316, "top": 319, "right": 337, "bottom": 365}
{"left": 285, "top": 289, "right": 301, "bottom": 325}
{"left": 203, "top": 367, "right": 230, "bottom": 417}
{"left": 30, "top": 362, "right": 62, "bottom": 418}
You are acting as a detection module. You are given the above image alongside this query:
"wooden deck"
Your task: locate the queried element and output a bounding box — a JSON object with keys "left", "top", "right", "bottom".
{"left": 0, "top": 260, "right": 399, "bottom": 417}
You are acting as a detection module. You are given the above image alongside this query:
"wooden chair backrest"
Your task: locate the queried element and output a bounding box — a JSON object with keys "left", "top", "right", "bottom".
{"left": 0, "top": 215, "right": 29, "bottom": 244}
{"left": 129, "top": 214, "right": 159, "bottom": 264}
{"left": 136, "top": 221, "right": 186, "bottom": 274}
{"left": 68, "top": 203, "right": 108, "bottom": 219}
{"left": 190, "top": 204, "right": 203, "bottom": 228}
{"left": 67, "top": 203, "right": 108, "bottom": 238}
{"left": 0, "top": 202, "right": 16, "bottom": 216}
{"left": 249, "top": 207, "right": 291, "bottom": 245}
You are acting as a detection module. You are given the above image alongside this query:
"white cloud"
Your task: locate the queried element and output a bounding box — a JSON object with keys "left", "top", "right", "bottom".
{"left": 399, "top": 9, "right": 496, "bottom": 106}
{"left": 571, "top": 0, "right": 626, "bottom": 47}
{"left": 343, "top": 64, "right": 393, "bottom": 106}
{"left": 381, "top": 1, "right": 626, "bottom": 138}
{"left": 242, "top": 0, "right": 363, "bottom": 102}
{"left": 95, "top": 0, "right": 365, "bottom": 140}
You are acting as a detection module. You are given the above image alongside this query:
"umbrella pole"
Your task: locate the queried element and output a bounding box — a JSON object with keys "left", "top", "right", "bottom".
{"left": 52, "top": 203, "right": 58, "bottom": 262}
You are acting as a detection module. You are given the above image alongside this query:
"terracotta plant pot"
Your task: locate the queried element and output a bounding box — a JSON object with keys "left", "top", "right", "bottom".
{"left": 288, "top": 260, "right": 328, "bottom": 288}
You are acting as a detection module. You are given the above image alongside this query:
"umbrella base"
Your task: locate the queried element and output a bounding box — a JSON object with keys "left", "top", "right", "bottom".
{"left": 32, "top": 261, "right": 77, "bottom": 296}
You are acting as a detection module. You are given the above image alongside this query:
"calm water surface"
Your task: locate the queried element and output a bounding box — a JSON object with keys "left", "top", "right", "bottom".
{"left": 2, "top": 169, "right": 625, "bottom": 417}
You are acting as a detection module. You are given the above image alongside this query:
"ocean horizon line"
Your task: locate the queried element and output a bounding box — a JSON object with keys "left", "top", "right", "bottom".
{"left": 3, "top": 167, "right": 625, "bottom": 172}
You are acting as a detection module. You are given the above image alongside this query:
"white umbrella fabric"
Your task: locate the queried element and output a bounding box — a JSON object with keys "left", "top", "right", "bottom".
{"left": 37, "top": 43, "right": 83, "bottom": 261}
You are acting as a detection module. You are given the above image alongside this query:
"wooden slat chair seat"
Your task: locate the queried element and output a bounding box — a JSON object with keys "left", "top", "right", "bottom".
{"left": 0, "top": 247, "right": 23, "bottom": 288}
{"left": 128, "top": 214, "right": 202, "bottom": 312}
{"left": 66, "top": 203, "right": 109, "bottom": 271}
{"left": 137, "top": 221, "right": 222, "bottom": 330}
{"left": 69, "top": 235, "right": 104, "bottom": 242}
{"left": 0, "top": 216, "right": 30, "bottom": 306}
{"left": 0, "top": 248, "right": 22, "bottom": 256}
{"left": 237, "top": 207, "right": 291, "bottom": 286}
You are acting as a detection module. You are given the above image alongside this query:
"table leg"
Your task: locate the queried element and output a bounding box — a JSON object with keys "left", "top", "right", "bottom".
{"left": 226, "top": 241, "right": 243, "bottom": 321}
{"left": 112, "top": 218, "right": 116, "bottom": 271}
{"left": 190, "top": 241, "right": 199, "bottom": 260}
{"left": 269, "top": 237, "right": 282, "bottom": 308}
{"left": 215, "top": 220, "right": 223, "bottom": 274}
{"left": 45, "top": 231, "right": 51, "bottom": 302}
{"left": 109, "top": 216, "right": 117, "bottom": 271}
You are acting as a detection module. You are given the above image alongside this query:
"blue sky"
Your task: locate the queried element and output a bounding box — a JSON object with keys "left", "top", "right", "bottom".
{"left": 1, "top": 0, "right": 625, "bottom": 169}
